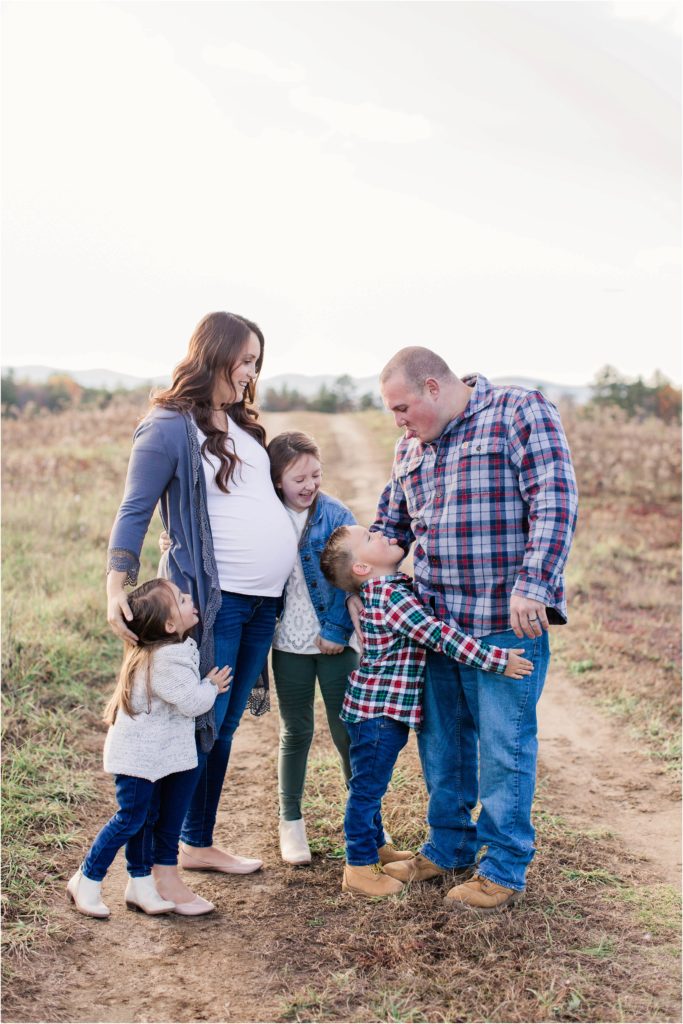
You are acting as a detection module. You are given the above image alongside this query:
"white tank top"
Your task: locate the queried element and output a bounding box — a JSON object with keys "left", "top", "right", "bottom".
{"left": 197, "top": 418, "right": 297, "bottom": 596}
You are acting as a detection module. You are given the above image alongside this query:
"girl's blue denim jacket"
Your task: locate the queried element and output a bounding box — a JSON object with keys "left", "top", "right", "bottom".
{"left": 280, "top": 491, "right": 356, "bottom": 646}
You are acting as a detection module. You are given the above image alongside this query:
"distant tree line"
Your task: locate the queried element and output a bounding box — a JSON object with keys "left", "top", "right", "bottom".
{"left": 2, "top": 366, "right": 680, "bottom": 422}
{"left": 0, "top": 371, "right": 134, "bottom": 415}
{"left": 261, "top": 374, "right": 381, "bottom": 413}
{"left": 588, "top": 366, "right": 681, "bottom": 424}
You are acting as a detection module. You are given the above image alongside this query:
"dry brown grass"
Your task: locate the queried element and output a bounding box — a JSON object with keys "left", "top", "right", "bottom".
{"left": 2, "top": 396, "right": 681, "bottom": 1023}
{"left": 554, "top": 403, "right": 681, "bottom": 770}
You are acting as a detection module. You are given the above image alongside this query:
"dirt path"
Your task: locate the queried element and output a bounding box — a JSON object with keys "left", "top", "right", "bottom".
{"left": 8, "top": 412, "right": 680, "bottom": 1023}
{"left": 538, "top": 671, "right": 681, "bottom": 886}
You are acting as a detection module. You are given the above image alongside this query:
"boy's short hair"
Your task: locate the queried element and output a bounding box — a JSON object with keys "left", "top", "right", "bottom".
{"left": 320, "top": 525, "right": 360, "bottom": 593}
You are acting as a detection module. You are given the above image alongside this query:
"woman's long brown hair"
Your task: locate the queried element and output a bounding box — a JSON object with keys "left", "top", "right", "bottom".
{"left": 103, "top": 580, "right": 182, "bottom": 725}
{"left": 152, "top": 311, "right": 266, "bottom": 492}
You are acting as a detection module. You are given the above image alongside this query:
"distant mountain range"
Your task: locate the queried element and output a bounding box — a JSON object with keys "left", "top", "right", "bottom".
{"left": 4, "top": 365, "right": 592, "bottom": 405}
{"left": 4, "top": 365, "right": 170, "bottom": 391}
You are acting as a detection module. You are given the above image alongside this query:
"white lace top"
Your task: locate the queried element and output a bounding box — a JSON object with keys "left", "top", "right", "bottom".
{"left": 272, "top": 507, "right": 320, "bottom": 654}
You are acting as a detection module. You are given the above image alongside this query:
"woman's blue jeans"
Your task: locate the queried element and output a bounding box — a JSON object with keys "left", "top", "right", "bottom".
{"left": 344, "top": 715, "right": 410, "bottom": 866}
{"left": 82, "top": 768, "right": 197, "bottom": 881}
{"left": 181, "top": 591, "right": 278, "bottom": 848}
{"left": 417, "top": 628, "right": 551, "bottom": 891}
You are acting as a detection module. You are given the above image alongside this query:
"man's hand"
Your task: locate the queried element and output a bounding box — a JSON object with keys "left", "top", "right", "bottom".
{"left": 346, "top": 594, "right": 364, "bottom": 653}
{"left": 159, "top": 530, "right": 171, "bottom": 554}
{"left": 315, "top": 636, "right": 344, "bottom": 656}
{"left": 510, "top": 595, "right": 549, "bottom": 639}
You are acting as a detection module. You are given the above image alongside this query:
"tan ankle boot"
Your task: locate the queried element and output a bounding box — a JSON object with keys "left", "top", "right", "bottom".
{"left": 444, "top": 875, "right": 520, "bottom": 914}
{"left": 66, "top": 869, "right": 110, "bottom": 919}
{"left": 342, "top": 863, "right": 404, "bottom": 897}
{"left": 377, "top": 843, "right": 413, "bottom": 865}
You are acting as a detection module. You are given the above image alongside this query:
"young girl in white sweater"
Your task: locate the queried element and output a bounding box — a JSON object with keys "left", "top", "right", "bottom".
{"left": 67, "top": 579, "right": 231, "bottom": 919}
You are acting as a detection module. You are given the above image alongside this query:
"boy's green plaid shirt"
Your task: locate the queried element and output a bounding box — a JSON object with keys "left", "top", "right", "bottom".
{"left": 341, "top": 573, "right": 509, "bottom": 729}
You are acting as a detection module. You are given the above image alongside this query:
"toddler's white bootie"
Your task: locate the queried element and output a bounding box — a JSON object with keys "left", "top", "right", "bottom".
{"left": 66, "top": 869, "right": 110, "bottom": 919}
{"left": 279, "top": 818, "right": 311, "bottom": 865}
{"left": 125, "top": 874, "right": 176, "bottom": 915}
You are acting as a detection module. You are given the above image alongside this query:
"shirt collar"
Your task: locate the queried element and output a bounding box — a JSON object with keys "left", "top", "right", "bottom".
{"left": 360, "top": 572, "right": 411, "bottom": 597}
{"left": 436, "top": 373, "right": 493, "bottom": 442}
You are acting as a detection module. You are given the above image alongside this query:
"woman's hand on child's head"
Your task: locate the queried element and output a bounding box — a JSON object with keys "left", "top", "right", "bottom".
{"left": 107, "top": 589, "right": 139, "bottom": 643}
{"left": 504, "top": 649, "right": 534, "bottom": 680}
{"left": 208, "top": 665, "right": 232, "bottom": 693}
{"left": 315, "top": 635, "right": 344, "bottom": 656}
{"left": 159, "top": 530, "right": 171, "bottom": 554}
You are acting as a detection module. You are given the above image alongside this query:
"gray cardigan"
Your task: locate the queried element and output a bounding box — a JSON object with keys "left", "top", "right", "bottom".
{"left": 107, "top": 408, "right": 269, "bottom": 750}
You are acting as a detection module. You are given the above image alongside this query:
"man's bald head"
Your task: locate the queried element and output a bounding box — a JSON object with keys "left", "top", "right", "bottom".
{"left": 380, "top": 347, "right": 471, "bottom": 442}
{"left": 379, "top": 347, "right": 456, "bottom": 393}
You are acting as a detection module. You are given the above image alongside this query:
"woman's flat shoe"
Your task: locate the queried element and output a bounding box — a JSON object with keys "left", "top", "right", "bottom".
{"left": 172, "top": 895, "right": 215, "bottom": 916}
{"left": 179, "top": 845, "right": 263, "bottom": 875}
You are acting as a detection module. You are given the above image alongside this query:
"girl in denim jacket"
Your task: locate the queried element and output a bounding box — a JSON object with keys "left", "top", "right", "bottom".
{"left": 267, "top": 431, "right": 359, "bottom": 865}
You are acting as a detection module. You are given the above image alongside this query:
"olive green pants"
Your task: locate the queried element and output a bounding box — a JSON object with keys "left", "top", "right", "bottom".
{"left": 272, "top": 647, "right": 358, "bottom": 821}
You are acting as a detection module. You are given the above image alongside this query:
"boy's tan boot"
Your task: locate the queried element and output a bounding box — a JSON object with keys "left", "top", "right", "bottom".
{"left": 377, "top": 843, "right": 413, "bottom": 865}
{"left": 382, "top": 852, "right": 447, "bottom": 883}
{"left": 342, "top": 863, "right": 404, "bottom": 897}
{"left": 444, "top": 874, "right": 519, "bottom": 914}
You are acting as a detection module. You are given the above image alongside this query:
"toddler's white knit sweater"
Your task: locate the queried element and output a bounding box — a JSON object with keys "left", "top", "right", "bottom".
{"left": 103, "top": 637, "right": 218, "bottom": 782}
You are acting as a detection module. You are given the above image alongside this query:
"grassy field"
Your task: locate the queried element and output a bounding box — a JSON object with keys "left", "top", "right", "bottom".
{"left": 2, "top": 395, "right": 681, "bottom": 1022}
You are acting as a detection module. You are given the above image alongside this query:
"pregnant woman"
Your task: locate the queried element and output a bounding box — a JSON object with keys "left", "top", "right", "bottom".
{"left": 107, "top": 311, "right": 297, "bottom": 909}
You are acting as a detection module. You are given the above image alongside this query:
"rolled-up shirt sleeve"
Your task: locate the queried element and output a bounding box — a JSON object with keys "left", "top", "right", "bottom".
{"left": 372, "top": 475, "right": 414, "bottom": 554}
{"left": 507, "top": 392, "right": 579, "bottom": 606}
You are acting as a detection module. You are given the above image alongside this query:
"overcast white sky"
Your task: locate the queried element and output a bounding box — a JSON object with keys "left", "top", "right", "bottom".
{"left": 2, "top": 1, "right": 681, "bottom": 385}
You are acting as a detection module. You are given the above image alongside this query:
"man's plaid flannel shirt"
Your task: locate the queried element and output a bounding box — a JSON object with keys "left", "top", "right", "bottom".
{"left": 374, "top": 374, "right": 578, "bottom": 638}
{"left": 341, "top": 573, "right": 509, "bottom": 729}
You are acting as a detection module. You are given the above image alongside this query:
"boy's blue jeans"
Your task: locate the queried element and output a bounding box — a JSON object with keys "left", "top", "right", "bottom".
{"left": 344, "top": 715, "right": 410, "bottom": 866}
{"left": 417, "top": 628, "right": 551, "bottom": 891}
{"left": 81, "top": 768, "right": 197, "bottom": 881}
{"left": 181, "top": 591, "right": 278, "bottom": 848}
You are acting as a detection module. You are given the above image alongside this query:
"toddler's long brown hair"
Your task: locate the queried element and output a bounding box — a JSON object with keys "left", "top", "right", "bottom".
{"left": 103, "top": 579, "right": 184, "bottom": 725}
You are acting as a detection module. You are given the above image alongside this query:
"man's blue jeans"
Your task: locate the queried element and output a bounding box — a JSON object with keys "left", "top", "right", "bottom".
{"left": 181, "top": 591, "right": 278, "bottom": 848}
{"left": 417, "top": 628, "right": 551, "bottom": 891}
{"left": 344, "top": 715, "right": 410, "bottom": 866}
{"left": 82, "top": 768, "right": 196, "bottom": 881}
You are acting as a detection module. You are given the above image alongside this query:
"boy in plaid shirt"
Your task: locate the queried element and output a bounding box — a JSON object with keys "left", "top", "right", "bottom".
{"left": 320, "top": 524, "right": 532, "bottom": 898}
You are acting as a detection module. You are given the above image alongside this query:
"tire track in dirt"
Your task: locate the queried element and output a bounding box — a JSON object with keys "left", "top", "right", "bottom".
{"left": 537, "top": 672, "right": 681, "bottom": 886}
